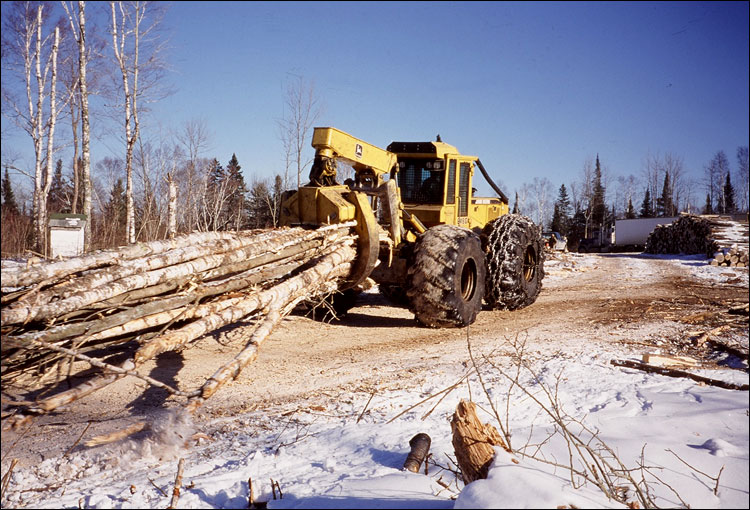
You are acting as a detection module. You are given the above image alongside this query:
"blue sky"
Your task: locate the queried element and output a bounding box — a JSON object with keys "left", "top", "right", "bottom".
{"left": 2, "top": 1, "right": 749, "bottom": 208}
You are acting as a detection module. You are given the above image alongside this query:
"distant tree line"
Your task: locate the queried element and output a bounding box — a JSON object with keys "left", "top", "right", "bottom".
{"left": 510, "top": 147, "right": 748, "bottom": 251}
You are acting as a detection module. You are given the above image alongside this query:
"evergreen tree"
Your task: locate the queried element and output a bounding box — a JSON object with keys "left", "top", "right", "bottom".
{"left": 512, "top": 191, "right": 519, "bottom": 214}
{"left": 248, "top": 180, "right": 273, "bottom": 228}
{"left": 625, "top": 198, "right": 636, "bottom": 219}
{"left": 1, "top": 168, "right": 19, "bottom": 215}
{"left": 723, "top": 172, "right": 736, "bottom": 213}
{"left": 550, "top": 203, "right": 562, "bottom": 232}
{"left": 640, "top": 187, "right": 654, "bottom": 218}
{"left": 205, "top": 158, "right": 227, "bottom": 230}
{"left": 703, "top": 193, "right": 713, "bottom": 215}
{"left": 225, "top": 154, "right": 248, "bottom": 230}
{"left": 550, "top": 184, "right": 572, "bottom": 235}
{"left": 47, "top": 159, "right": 69, "bottom": 214}
{"left": 103, "top": 179, "right": 127, "bottom": 246}
{"left": 591, "top": 154, "right": 606, "bottom": 228}
{"left": 207, "top": 158, "right": 226, "bottom": 192}
{"left": 656, "top": 171, "right": 673, "bottom": 217}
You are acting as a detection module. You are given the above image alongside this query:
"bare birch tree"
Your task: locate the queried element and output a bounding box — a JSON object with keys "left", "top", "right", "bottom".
{"left": 615, "top": 174, "right": 639, "bottom": 218}
{"left": 642, "top": 151, "right": 662, "bottom": 214}
{"left": 736, "top": 146, "right": 749, "bottom": 213}
{"left": 108, "top": 0, "right": 169, "bottom": 244}
{"left": 528, "top": 176, "right": 553, "bottom": 227}
{"left": 175, "top": 118, "right": 212, "bottom": 232}
{"left": 278, "top": 75, "right": 322, "bottom": 189}
{"left": 662, "top": 152, "right": 684, "bottom": 214}
{"left": 579, "top": 157, "right": 595, "bottom": 238}
{"left": 1, "top": 3, "right": 66, "bottom": 255}
{"left": 166, "top": 170, "right": 176, "bottom": 239}
{"left": 61, "top": 0, "right": 94, "bottom": 249}
{"left": 704, "top": 151, "right": 730, "bottom": 213}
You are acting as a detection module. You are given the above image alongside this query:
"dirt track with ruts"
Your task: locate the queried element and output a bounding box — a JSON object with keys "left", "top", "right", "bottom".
{"left": 2, "top": 252, "right": 748, "bottom": 468}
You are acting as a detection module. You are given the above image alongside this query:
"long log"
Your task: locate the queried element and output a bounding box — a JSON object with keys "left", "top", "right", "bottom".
{"left": 1, "top": 230, "right": 265, "bottom": 289}
{"left": 1, "top": 224, "right": 358, "bottom": 422}
{"left": 186, "top": 243, "right": 356, "bottom": 412}
{"left": 134, "top": 241, "right": 356, "bottom": 363}
{"left": 1, "top": 226, "right": 353, "bottom": 325}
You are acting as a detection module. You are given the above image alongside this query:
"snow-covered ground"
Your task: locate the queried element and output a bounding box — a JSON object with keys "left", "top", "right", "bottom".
{"left": 2, "top": 254, "right": 748, "bottom": 509}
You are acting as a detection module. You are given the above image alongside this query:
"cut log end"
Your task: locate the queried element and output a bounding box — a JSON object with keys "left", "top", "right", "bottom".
{"left": 451, "top": 400, "right": 508, "bottom": 485}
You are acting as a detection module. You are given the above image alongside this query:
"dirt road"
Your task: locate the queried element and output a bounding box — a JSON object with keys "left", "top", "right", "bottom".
{"left": 2, "top": 252, "right": 748, "bottom": 467}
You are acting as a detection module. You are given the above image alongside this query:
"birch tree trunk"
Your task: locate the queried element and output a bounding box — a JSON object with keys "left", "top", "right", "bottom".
{"left": 79, "top": 1, "right": 92, "bottom": 250}
{"left": 32, "top": 5, "right": 46, "bottom": 255}
{"left": 167, "top": 171, "right": 177, "bottom": 239}
{"left": 111, "top": 1, "right": 138, "bottom": 245}
{"left": 41, "top": 26, "right": 60, "bottom": 256}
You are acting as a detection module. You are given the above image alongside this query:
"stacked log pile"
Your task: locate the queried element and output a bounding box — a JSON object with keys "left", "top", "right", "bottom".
{"left": 644, "top": 214, "right": 718, "bottom": 256}
{"left": 1, "top": 223, "right": 357, "bottom": 423}
{"left": 710, "top": 245, "right": 749, "bottom": 267}
{"left": 644, "top": 214, "right": 749, "bottom": 265}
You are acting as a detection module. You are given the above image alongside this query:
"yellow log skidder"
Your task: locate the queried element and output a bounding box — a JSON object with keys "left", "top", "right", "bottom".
{"left": 281, "top": 127, "right": 544, "bottom": 327}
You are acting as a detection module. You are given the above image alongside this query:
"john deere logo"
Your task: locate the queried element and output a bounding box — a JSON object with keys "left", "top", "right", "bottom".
{"left": 355, "top": 144, "right": 363, "bottom": 159}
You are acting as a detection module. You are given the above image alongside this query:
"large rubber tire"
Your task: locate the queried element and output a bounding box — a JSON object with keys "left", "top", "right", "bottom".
{"left": 481, "top": 214, "right": 545, "bottom": 310}
{"left": 406, "top": 225, "right": 486, "bottom": 328}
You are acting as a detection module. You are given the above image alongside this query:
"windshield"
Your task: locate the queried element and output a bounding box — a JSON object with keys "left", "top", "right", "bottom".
{"left": 397, "top": 159, "right": 444, "bottom": 204}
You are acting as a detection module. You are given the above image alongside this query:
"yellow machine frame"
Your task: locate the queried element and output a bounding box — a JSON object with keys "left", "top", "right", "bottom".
{"left": 280, "top": 127, "right": 509, "bottom": 287}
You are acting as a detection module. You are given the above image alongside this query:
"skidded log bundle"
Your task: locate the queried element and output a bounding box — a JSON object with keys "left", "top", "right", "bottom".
{"left": 1, "top": 223, "right": 357, "bottom": 422}
{"left": 644, "top": 214, "right": 748, "bottom": 266}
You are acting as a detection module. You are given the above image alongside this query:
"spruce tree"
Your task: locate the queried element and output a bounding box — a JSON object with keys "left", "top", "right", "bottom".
{"left": 723, "top": 172, "right": 736, "bottom": 213}
{"left": 104, "top": 179, "right": 127, "bottom": 246}
{"left": 225, "top": 154, "right": 248, "bottom": 230}
{"left": 591, "top": 155, "right": 606, "bottom": 229}
{"left": 551, "top": 184, "right": 571, "bottom": 235}
{"left": 550, "top": 203, "right": 562, "bottom": 232}
{"left": 656, "top": 171, "right": 673, "bottom": 217}
{"left": 625, "top": 198, "right": 636, "bottom": 219}
{"left": 640, "top": 188, "right": 654, "bottom": 218}
{"left": 512, "top": 191, "right": 519, "bottom": 214}
{"left": 47, "top": 159, "right": 68, "bottom": 214}
{"left": 1, "top": 168, "right": 19, "bottom": 215}
{"left": 248, "top": 180, "right": 272, "bottom": 228}
{"left": 703, "top": 193, "right": 713, "bottom": 215}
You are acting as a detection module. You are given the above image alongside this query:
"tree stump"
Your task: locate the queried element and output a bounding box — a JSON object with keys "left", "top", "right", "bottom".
{"left": 451, "top": 399, "right": 509, "bottom": 484}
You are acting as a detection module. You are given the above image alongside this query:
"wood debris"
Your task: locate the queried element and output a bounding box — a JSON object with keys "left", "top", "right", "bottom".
{"left": 641, "top": 353, "right": 697, "bottom": 368}
{"left": 451, "top": 399, "right": 510, "bottom": 484}
{"left": 610, "top": 359, "right": 748, "bottom": 391}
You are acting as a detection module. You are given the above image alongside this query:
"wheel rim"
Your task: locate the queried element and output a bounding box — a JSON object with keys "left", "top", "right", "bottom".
{"left": 523, "top": 246, "right": 537, "bottom": 282}
{"left": 460, "top": 258, "right": 477, "bottom": 301}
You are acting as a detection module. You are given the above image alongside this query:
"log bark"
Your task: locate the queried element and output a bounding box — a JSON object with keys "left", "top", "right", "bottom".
{"left": 1, "top": 231, "right": 260, "bottom": 289}
{"left": 451, "top": 400, "right": 509, "bottom": 485}
{"left": 2, "top": 228, "right": 341, "bottom": 325}
{"left": 186, "top": 243, "right": 355, "bottom": 412}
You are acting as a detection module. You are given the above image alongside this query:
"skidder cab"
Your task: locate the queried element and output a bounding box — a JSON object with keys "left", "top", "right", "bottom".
{"left": 280, "top": 127, "right": 545, "bottom": 327}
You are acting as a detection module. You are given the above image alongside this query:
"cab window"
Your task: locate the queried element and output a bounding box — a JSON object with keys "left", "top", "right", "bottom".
{"left": 398, "top": 159, "right": 445, "bottom": 204}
